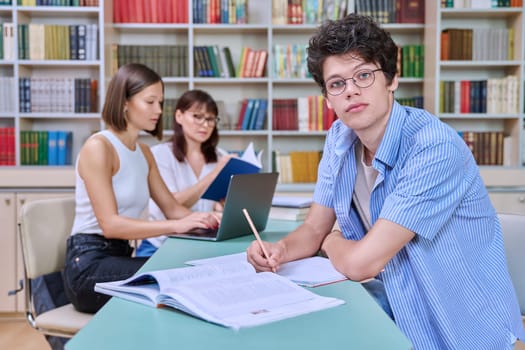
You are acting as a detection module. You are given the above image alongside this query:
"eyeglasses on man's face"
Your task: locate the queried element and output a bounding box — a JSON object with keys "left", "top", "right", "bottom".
{"left": 190, "top": 113, "right": 220, "bottom": 127}
{"left": 324, "top": 68, "right": 383, "bottom": 96}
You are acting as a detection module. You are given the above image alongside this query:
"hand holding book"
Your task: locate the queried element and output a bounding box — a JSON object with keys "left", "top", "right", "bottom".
{"left": 202, "top": 142, "right": 263, "bottom": 201}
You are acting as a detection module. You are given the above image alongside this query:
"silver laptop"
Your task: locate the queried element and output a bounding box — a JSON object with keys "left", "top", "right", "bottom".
{"left": 169, "top": 172, "right": 279, "bottom": 241}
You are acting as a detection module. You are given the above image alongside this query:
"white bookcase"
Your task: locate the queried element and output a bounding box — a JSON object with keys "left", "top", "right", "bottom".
{"left": 0, "top": 2, "right": 105, "bottom": 168}
{"left": 106, "top": 0, "right": 427, "bottom": 191}
{"left": 423, "top": 3, "right": 524, "bottom": 167}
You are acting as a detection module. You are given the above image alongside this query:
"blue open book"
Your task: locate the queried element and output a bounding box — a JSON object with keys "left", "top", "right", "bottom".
{"left": 202, "top": 142, "right": 262, "bottom": 201}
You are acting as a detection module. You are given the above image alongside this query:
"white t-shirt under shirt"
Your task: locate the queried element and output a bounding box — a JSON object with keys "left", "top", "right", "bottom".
{"left": 146, "top": 142, "right": 225, "bottom": 248}
{"left": 352, "top": 140, "right": 378, "bottom": 231}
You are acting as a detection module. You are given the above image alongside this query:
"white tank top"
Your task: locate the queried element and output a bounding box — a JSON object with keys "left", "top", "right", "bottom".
{"left": 70, "top": 130, "right": 150, "bottom": 235}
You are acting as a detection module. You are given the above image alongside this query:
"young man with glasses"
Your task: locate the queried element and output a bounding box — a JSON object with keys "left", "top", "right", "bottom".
{"left": 136, "top": 89, "right": 233, "bottom": 256}
{"left": 247, "top": 14, "right": 524, "bottom": 349}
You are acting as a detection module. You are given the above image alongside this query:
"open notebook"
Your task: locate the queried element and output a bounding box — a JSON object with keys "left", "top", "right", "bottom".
{"left": 169, "top": 172, "right": 279, "bottom": 241}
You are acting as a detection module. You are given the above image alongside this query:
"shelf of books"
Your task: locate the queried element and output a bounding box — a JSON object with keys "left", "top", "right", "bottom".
{"left": 0, "top": 0, "right": 446, "bottom": 190}
{"left": 105, "top": 0, "right": 428, "bottom": 191}
{"left": 424, "top": 1, "right": 525, "bottom": 167}
{"left": 0, "top": 0, "right": 103, "bottom": 173}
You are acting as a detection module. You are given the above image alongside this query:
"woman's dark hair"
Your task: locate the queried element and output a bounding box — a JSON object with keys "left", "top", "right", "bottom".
{"left": 102, "top": 63, "right": 164, "bottom": 140}
{"left": 307, "top": 13, "right": 398, "bottom": 96}
{"left": 172, "top": 89, "right": 219, "bottom": 163}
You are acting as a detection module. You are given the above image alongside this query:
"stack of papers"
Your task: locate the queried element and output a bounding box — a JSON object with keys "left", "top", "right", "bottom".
{"left": 270, "top": 196, "right": 312, "bottom": 221}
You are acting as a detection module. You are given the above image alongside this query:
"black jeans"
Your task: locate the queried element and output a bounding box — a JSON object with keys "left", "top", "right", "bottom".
{"left": 63, "top": 234, "right": 148, "bottom": 313}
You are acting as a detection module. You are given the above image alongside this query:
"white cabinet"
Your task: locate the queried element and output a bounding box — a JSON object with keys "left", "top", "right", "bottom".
{"left": 489, "top": 191, "right": 525, "bottom": 215}
{"left": 0, "top": 192, "right": 17, "bottom": 312}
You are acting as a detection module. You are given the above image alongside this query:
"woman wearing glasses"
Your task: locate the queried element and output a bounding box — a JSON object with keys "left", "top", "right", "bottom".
{"left": 246, "top": 14, "right": 525, "bottom": 349}
{"left": 63, "top": 64, "right": 219, "bottom": 313}
{"left": 136, "top": 89, "right": 233, "bottom": 256}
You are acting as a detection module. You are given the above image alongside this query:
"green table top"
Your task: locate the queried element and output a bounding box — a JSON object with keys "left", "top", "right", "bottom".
{"left": 66, "top": 220, "right": 412, "bottom": 350}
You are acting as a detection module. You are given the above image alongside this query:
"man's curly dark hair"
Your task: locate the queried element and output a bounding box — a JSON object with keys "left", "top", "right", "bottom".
{"left": 307, "top": 14, "right": 399, "bottom": 96}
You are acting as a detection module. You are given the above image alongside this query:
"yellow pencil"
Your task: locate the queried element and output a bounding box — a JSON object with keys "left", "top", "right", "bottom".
{"left": 242, "top": 208, "right": 275, "bottom": 272}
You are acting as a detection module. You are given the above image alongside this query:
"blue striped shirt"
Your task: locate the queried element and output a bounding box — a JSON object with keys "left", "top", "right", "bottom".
{"left": 314, "top": 101, "right": 525, "bottom": 349}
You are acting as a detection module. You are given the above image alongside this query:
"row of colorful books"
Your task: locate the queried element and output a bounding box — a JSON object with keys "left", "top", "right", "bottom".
{"left": 17, "top": 0, "right": 98, "bottom": 5}
{"left": 193, "top": 0, "right": 248, "bottom": 24}
{"left": 113, "top": 0, "right": 188, "bottom": 24}
{"left": 441, "top": 28, "right": 513, "bottom": 61}
{"left": 19, "top": 77, "right": 97, "bottom": 113}
{"left": 459, "top": 131, "right": 510, "bottom": 166}
{"left": 441, "top": 0, "right": 522, "bottom": 8}
{"left": 19, "top": 130, "right": 73, "bottom": 166}
{"left": 114, "top": 45, "right": 188, "bottom": 78}
{"left": 273, "top": 96, "right": 337, "bottom": 132}
{"left": 272, "top": 44, "right": 310, "bottom": 79}
{"left": 238, "top": 47, "right": 268, "bottom": 78}
{"left": 272, "top": 0, "right": 352, "bottom": 25}
{"left": 439, "top": 76, "right": 519, "bottom": 114}
{"left": 0, "top": 127, "right": 15, "bottom": 166}
{"left": 0, "top": 77, "right": 16, "bottom": 113}
{"left": 273, "top": 150, "right": 322, "bottom": 184}
{"left": 8, "top": 23, "right": 98, "bottom": 61}
{"left": 356, "top": 0, "right": 425, "bottom": 24}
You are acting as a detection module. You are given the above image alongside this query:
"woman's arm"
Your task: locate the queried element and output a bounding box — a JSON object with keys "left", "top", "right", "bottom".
{"left": 171, "top": 153, "right": 234, "bottom": 208}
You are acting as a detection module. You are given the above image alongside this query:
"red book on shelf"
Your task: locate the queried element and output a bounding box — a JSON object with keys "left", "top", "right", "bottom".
{"left": 440, "top": 30, "right": 449, "bottom": 61}
{"left": 90, "top": 79, "right": 98, "bottom": 113}
{"left": 397, "top": 0, "right": 424, "bottom": 24}
{"left": 178, "top": 0, "right": 189, "bottom": 23}
{"left": 460, "top": 80, "right": 470, "bottom": 114}
{"left": 254, "top": 50, "right": 268, "bottom": 77}
{"left": 0, "top": 128, "right": 5, "bottom": 165}
{"left": 157, "top": 0, "right": 166, "bottom": 23}
{"left": 241, "top": 48, "right": 256, "bottom": 78}
{"left": 113, "top": 0, "right": 122, "bottom": 22}
{"left": 150, "top": 0, "right": 159, "bottom": 23}
{"left": 237, "top": 99, "right": 249, "bottom": 130}
{"left": 143, "top": 0, "right": 152, "bottom": 22}
{"left": 163, "top": 0, "right": 173, "bottom": 23}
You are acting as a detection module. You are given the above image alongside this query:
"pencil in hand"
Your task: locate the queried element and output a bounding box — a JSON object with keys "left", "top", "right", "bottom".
{"left": 242, "top": 208, "right": 276, "bottom": 273}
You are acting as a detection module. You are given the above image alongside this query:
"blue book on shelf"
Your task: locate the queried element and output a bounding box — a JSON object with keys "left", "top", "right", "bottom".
{"left": 248, "top": 99, "right": 261, "bottom": 130}
{"left": 47, "top": 130, "right": 58, "bottom": 165}
{"left": 57, "top": 131, "right": 73, "bottom": 165}
{"left": 241, "top": 99, "right": 255, "bottom": 130}
{"left": 253, "top": 99, "right": 268, "bottom": 130}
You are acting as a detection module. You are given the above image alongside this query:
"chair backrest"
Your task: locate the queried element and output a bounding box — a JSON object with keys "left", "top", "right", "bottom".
{"left": 19, "top": 196, "right": 75, "bottom": 279}
{"left": 498, "top": 213, "right": 525, "bottom": 315}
